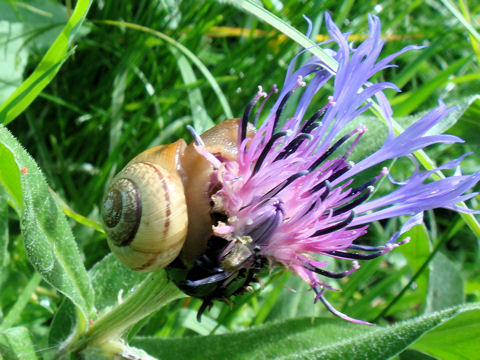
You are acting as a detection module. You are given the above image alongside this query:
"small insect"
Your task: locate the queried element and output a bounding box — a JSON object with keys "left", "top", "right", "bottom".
{"left": 102, "top": 119, "right": 260, "bottom": 318}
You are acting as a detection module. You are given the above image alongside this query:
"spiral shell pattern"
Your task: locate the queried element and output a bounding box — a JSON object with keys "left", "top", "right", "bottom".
{"left": 102, "top": 143, "right": 188, "bottom": 272}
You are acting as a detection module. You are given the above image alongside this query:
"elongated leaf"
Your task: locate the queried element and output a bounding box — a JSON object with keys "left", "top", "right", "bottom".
{"left": 0, "top": 272, "right": 42, "bottom": 331}
{"left": 425, "top": 252, "right": 464, "bottom": 312}
{"left": 449, "top": 95, "right": 480, "bottom": 147}
{"left": 393, "top": 56, "right": 470, "bottom": 116}
{"left": 99, "top": 20, "right": 233, "bottom": 120}
{"left": 0, "top": 327, "right": 38, "bottom": 360}
{"left": 0, "top": 190, "right": 9, "bottom": 267}
{"left": 176, "top": 52, "right": 215, "bottom": 133}
{"left": 0, "top": 21, "right": 28, "bottom": 105}
{"left": 233, "top": 0, "right": 337, "bottom": 71}
{"left": 0, "top": 0, "right": 93, "bottom": 125}
{"left": 0, "top": 142, "right": 22, "bottom": 213}
{"left": 0, "top": 125, "right": 94, "bottom": 320}
{"left": 132, "top": 303, "right": 480, "bottom": 360}
{"left": 411, "top": 307, "right": 480, "bottom": 359}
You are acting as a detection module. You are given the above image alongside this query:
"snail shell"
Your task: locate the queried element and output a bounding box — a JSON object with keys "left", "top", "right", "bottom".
{"left": 102, "top": 140, "right": 188, "bottom": 272}
{"left": 102, "top": 119, "right": 256, "bottom": 271}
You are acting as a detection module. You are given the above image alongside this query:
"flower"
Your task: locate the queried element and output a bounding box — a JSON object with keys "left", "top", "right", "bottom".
{"left": 188, "top": 13, "right": 480, "bottom": 324}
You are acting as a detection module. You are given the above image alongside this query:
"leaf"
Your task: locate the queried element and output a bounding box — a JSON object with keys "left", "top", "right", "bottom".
{"left": 0, "top": 273, "right": 42, "bottom": 332}
{"left": 411, "top": 307, "right": 480, "bottom": 359}
{"left": 395, "top": 94, "right": 480, "bottom": 137}
{"left": 89, "top": 254, "right": 147, "bottom": 312}
{"left": 0, "top": 0, "right": 93, "bottom": 125}
{"left": 396, "top": 224, "right": 432, "bottom": 311}
{"left": 175, "top": 52, "right": 215, "bottom": 133}
{"left": 392, "top": 56, "right": 470, "bottom": 116}
{"left": 0, "top": 191, "right": 9, "bottom": 267}
{"left": 0, "top": 125, "right": 94, "bottom": 320}
{"left": 0, "top": 142, "right": 23, "bottom": 213}
{"left": 425, "top": 252, "right": 464, "bottom": 313}
{"left": 48, "top": 298, "right": 78, "bottom": 348}
{"left": 448, "top": 95, "right": 480, "bottom": 147}
{"left": 233, "top": 0, "right": 338, "bottom": 71}
{"left": 0, "top": 0, "right": 70, "bottom": 51}
{"left": 0, "top": 327, "right": 38, "bottom": 360}
{"left": 132, "top": 303, "right": 480, "bottom": 360}
{"left": 0, "top": 21, "right": 29, "bottom": 105}
{"left": 99, "top": 20, "right": 233, "bottom": 120}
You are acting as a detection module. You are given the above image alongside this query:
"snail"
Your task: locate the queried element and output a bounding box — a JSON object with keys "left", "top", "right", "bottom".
{"left": 102, "top": 119, "right": 256, "bottom": 272}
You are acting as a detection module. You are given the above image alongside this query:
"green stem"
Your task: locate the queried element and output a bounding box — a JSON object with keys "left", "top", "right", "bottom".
{"left": 60, "top": 271, "right": 185, "bottom": 356}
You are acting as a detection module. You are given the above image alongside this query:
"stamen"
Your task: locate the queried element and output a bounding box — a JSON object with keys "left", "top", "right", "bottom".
{"left": 272, "top": 90, "right": 294, "bottom": 133}
{"left": 350, "top": 167, "right": 388, "bottom": 194}
{"left": 343, "top": 125, "right": 367, "bottom": 159}
{"left": 320, "top": 180, "right": 332, "bottom": 201}
{"left": 275, "top": 133, "right": 313, "bottom": 161}
{"left": 313, "top": 211, "right": 355, "bottom": 237}
{"left": 325, "top": 248, "right": 387, "bottom": 260}
{"left": 332, "top": 186, "right": 373, "bottom": 216}
{"left": 316, "top": 291, "right": 374, "bottom": 326}
{"left": 187, "top": 125, "right": 205, "bottom": 146}
{"left": 241, "top": 86, "right": 267, "bottom": 141}
{"left": 253, "top": 131, "right": 289, "bottom": 175}
{"left": 310, "top": 163, "right": 351, "bottom": 194}
{"left": 301, "top": 109, "right": 324, "bottom": 133}
{"left": 253, "top": 84, "right": 278, "bottom": 126}
{"left": 248, "top": 202, "right": 285, "bottom": 245}
{"left": 301, "top": 96, "right": 334, "bottom": 133}
{"left": 348, "top": 244, "right": 385, "bottom": 252}
{"left": 261, "top": 170, "right": 310, "bottom": 201}
{"left": 308, "top": 134, "right": 353, "bottom": 172}
{"left": 308, "top": 127, "right": 365, "bottom": 172}
{"left": 304, "top": 261, "right": 359, "bottom": 279}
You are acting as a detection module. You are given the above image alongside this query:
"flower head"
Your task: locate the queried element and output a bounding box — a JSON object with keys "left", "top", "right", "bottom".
{"left": 181, "top": 13, "right": 480, "bottom": 324}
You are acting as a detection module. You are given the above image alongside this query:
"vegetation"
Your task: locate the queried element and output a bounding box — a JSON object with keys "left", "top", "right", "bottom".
{"left": 0, "top": 0, "right": 479, "bottom": 358}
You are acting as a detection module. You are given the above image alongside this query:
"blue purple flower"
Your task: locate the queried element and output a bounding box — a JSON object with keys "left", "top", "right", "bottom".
{"left": 192, "top": 13, "right": 480, "bottom": 324}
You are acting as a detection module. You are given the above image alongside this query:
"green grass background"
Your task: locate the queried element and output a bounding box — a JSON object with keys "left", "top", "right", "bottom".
{"left": 0, "top": 0, "right": 479, "bottom": 358}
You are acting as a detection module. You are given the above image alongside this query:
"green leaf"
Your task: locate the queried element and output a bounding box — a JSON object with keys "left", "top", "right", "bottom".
{"left": 48, "top": 298, "right": 78, "bottom": 349}
{"left": 0, "top": 0, "right": 93, "bottom": 125}
{"left": 132, "top": 303, "right": 480, "bottom": 360}
{"left": 396, "top": 95, "right": 480, "bottom": 137}
{"left": 0, "top": 0, "right": 69, "bottom": 51}
{"left": 0, "top": 21, "right": 28, "bottom": 105}
{"left": 175, "top": 52, "right": 215, "bottom": 133}
{"left": 0, "top": 142, "right": 23, "bottom": 214}
{"left": 0, "top": 272, "right": 42, "bottom": 332}
{"left": 0, "top": 327, "right": 38, "bottom": 360}
{"left": 232, "top": 0, "right": 337, "bottom": 71}
{"left": 99, "top": 20, "right": 233, "bottom": 120}
{"left": 411, "top": 306, "right": 480, "bottom": 359}
{"left": 0, "top": 191, "right": 9, "bottom": 267}
{"left": 392, "top": 56, "right": 470, "bottom": 116}
{"left": 396, "top": 224, "right": 432, "bottom": 311}
{"left": 0, "top": 125, "right": 94, "bottom": 320}
{"left": 425, "top": 252, "right": 464, "bottom": 313}
{"left": 89, "top": 254, "right": 147, "bottom": 312}
{"left": 448, "top": 95, "right": 480, "bottom": 147}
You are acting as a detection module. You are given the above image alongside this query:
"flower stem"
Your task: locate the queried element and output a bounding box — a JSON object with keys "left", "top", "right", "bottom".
{"left": 61, "top": 271, "right": 186, "bottom": 356}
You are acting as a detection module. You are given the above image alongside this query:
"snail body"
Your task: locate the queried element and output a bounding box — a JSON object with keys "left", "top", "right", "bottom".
{"left": 102, "top": 119, "right": 254, "bottom": 272}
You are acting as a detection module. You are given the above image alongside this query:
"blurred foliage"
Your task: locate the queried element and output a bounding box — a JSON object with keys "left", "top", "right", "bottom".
{"left": 0, "top": 0, "right": 479, "bottom": 358}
